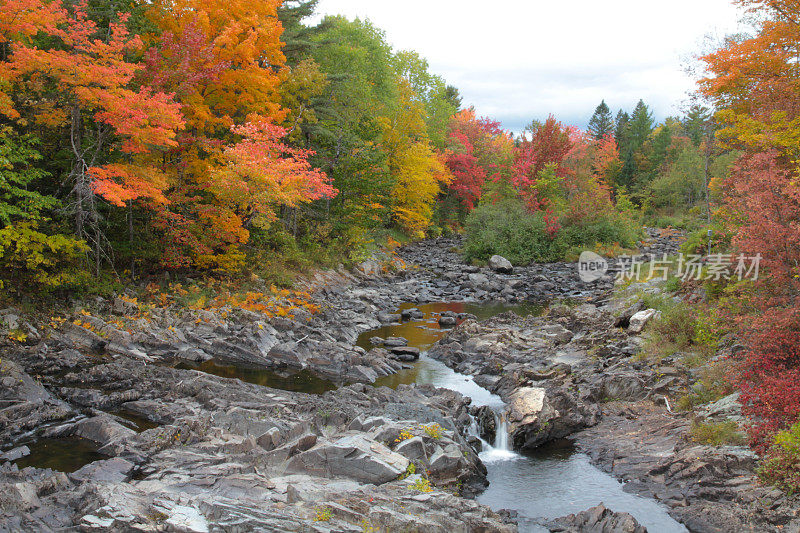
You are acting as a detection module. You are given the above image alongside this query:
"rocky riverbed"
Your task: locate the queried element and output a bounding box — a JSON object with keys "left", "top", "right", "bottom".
{"left": 1, "top": 228, "right": 797, "bottom": 532}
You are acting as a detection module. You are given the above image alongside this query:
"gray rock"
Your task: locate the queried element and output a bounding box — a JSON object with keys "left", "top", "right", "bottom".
{"left": 602, "top": 373, "right": 647, "bottom": 401}
{"left": 488, "top": 255, "right": 513, "bottom": 274}
{"left": 703, "top": 392, "right": 744, "bottom": 423}
{"left": 438, "top": 316, "right": 457, "bottom": 327}
{"left": 285, "top": 434, "right": 409, "bottom": 485}
{"left": 468, "top": 273, "right": 489, "bottom": 289}
{"left": 539, "top": 324, "right": 573, "bottom": 345}
{"left": 550, "top": 503, "right": 647, "bottom": 532}
{"left": 70, "top": 457, "right": 134, "bottom": 484}
{"left": 0, "top": 446, "right": 30, "bottom": 462}
{"left": 390, "top": 346, "right": 420, "bottom": 361}
{"left": 356, "top": 260, "right": 381, "bottom": 276}
{"left": 71, "top": 416, "right": 137, "bottom": 446}
{"left": 394, "top": 436, "right": 427, "bottom": 462}
{"left": 1, "top": 313, "right": 20, "bottom": 331}
{"left": 378, "top": 313, "right": 401, "bottom": 325}
{"left": 383, "top": 337, "right": 408, "bottom": 347}
{"left": 507, "top": 387, "right": 597, "bottom": 450}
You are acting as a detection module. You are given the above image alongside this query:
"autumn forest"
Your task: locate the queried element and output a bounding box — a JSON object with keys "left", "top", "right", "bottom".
{"left": 3, "top": 0, "right": 800, "bottom": 506}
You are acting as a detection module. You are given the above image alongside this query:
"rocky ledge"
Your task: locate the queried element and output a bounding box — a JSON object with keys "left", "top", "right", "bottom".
{"left": 0, "top": 347, "right": 516, "bottom": 531}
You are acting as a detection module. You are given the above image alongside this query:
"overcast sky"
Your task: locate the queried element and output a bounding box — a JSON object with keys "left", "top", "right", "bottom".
{"left": 312, "top": 0, "right": 743, "bottom": 132}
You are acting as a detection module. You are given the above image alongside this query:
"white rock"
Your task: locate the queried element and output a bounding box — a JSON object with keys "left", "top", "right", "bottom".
{"left": 628, "top": 309, "right": 660, "bottom": 333}
{"left": 488, "top": 255, "right": 513, "bottom": 274}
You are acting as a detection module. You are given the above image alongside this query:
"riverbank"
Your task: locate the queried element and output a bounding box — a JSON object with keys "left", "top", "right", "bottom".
{"left": 1, "top": 231, "right": 797, "bottom": 532}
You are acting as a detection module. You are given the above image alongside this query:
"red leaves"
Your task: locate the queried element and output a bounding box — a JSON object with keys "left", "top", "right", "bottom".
{"left": 445, "top": 131, "right": 485, "bottom": 210}
{"left": 702, "top": 2, "right": 800, "bottom": 447}
{"left": 736, "top": 305, "right": 800, "bottom": 451}
{"left": 726, "top": 152, "right": 800, "bottom": 282}
{"left": 89, "top": 164, "right": 169, "bottom": 207}
{"left": 141, "top": 17, "right": 230, "bottom": 101}
{"left": 444, "top": 109, "right": 514, "bottom": 210}
{"left": 514, "top": 116, "right": 573, "bottom": 185}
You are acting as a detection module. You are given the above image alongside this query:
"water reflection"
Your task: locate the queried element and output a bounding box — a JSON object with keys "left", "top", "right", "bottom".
{"left": 357, "top": 301, "right": 543, "bottom": 351}
{"left": 12, "top": 437, "right": 105, "bottom": 473}
{"left": 175, "top": 360, "right": 336, "bottom": 395}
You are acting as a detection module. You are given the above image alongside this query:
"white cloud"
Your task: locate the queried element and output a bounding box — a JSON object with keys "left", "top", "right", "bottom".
{"left": 312, "top": 0, "right": 743, "bottom": 130}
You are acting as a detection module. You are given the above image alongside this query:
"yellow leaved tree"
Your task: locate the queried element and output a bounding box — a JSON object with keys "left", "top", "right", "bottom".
{"left": 383, "top": 80, "right": 452, "bottom": 238}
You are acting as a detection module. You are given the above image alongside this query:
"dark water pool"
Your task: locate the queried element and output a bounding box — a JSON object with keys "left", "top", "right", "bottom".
{"left": 112, "top": 410, "right": 161, "bottom": 432}
{"left": 12, "top": 437, "right": 105, "bottom": 473}
{"left": 175, "top": 359, "right": 336, "bottom": 395}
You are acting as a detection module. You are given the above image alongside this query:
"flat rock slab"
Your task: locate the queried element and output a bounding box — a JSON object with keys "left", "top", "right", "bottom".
{"left": 285, "top": 434, "right": 409, "bottom": 485}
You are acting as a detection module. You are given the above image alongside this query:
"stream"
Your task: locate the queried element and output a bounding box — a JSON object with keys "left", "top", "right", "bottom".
{"left": 9, "top": 301, "right": 687, "bottom": 531}
{"left": 355, "top": 302, "right": 688, "bottom": 533}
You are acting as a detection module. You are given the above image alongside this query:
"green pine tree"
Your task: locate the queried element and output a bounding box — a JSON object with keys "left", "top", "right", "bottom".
{"left": 628, "top": 100, "right": 654, "bottom": 150}
{"left": 615, "top": 110, "right": 630, "bottom": 146}
{"left": 683, "top": 105, "right": 712, "bottom": 147}
{"left": 588, "top": 100, "right": 614, "bottom": 139}
{"left": 278, "top": 0, "right": 320, "bottom": 65}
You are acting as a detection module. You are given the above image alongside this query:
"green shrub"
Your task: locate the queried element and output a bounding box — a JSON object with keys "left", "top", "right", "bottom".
{"left": 677, "top": 360, "right": 736, "bottom": 410}
{"left": 759, "top": 419, "right": 800, "bottom": 495}
{"left": 463, "top": 199, "right": 640, "bottom": 265}
{"left": 463, "top": 200, "right": 566, "bottom": 264}
{"left": 664, "top": 275, "right": 682, "bottom": 292}
{"left": 651, "top": 301, "right": 695, "bottom": 348}
{"left": 690, "top": 419, "right": 746, "bottom": 446}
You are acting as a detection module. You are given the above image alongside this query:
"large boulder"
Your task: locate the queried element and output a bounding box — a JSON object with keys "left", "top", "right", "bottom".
{"left": 488, "top": 255, "right": 513, "bottom": 274}
{"left": 507, "top": 387, "right": 598, "bottom": 450}
{"left": 284, "top": 434, "right": 409, "bottom": 485}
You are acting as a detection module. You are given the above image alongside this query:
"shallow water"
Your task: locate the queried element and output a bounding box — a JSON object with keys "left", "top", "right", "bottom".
{"left": 12, "top": 437, "right": 105, "bottom": 473}
{"left": 112, "top": 409, "right": 161, "bottom": 432}
{"left": 175, "top": 359, "right": 336, "bottom": 395}
{"left": 361, "top": 302, "right": 687, "bottom": 532}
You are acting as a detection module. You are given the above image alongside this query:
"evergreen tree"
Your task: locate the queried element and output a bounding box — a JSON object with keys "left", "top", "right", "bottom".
{"left": 588, "top": 100, "right": 614, "bottom": 139}
{"left": 444, "top": 85, "right": 462, "bottom": 111}
{"left": 683, "top": 105, "right": 712, "bottom": 147}
{"left": 628, "top": 100, "right": 654, "bottom": 150}
{"left": 278, "top": 0, "right": 320, "bottom": 65}
{"left": 615, "top": 110, "right": 630, "bottom": 146}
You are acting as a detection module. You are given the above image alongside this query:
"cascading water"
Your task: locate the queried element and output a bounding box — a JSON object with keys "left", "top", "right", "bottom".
{"left": 357, "top": 302, "right": 687, "bottom": 532}
{"left": 478, "top": 410, "right": 518, "bottom": 463}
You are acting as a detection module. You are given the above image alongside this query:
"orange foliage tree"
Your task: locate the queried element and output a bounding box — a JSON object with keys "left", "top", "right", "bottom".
{"left": 142, "top": 0, "right": 335, "bottom": 270}
{"left": 1, "top": 0, "right": 184, "bottom": 271}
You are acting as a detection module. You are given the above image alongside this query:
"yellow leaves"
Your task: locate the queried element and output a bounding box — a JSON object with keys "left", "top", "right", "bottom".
{"left": 142, "top": 279, "right": 319, "bottom": 321}
{"left": 7, "top": 329, "right": 27, "bottom": 343}
{"left": 391, "top": 142, "right": 452, "bottom": 236}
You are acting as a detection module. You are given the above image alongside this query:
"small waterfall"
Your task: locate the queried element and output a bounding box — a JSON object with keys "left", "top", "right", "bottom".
{"left": 478, "top": 409, "right": 517, "bottom": 462}
{"left": 492, "top": 412, "right": 511, "bottom": 452}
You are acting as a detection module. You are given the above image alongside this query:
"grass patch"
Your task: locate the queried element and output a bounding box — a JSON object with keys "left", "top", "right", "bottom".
{"left": 636, "top": 293, "right": 723, "bottom": 364}
{"left": 677, "top": 360, "right": 736, "bottom": 411}
{"left": 690, "top": 419, "right": 746, "bottom": 446}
